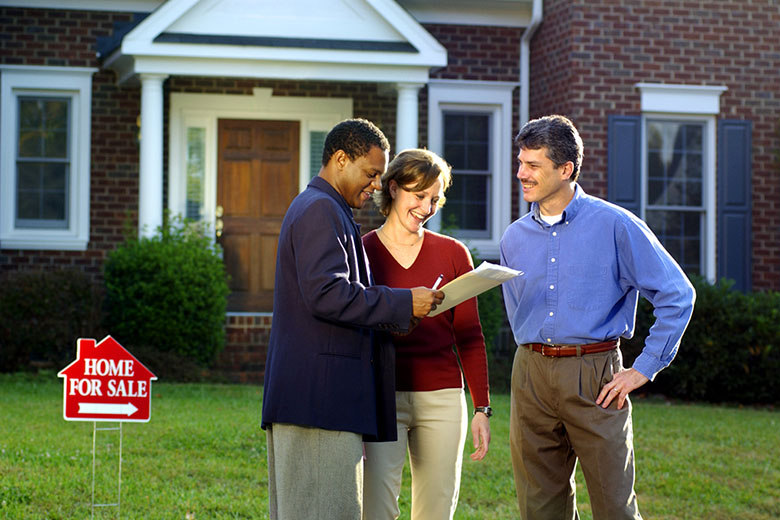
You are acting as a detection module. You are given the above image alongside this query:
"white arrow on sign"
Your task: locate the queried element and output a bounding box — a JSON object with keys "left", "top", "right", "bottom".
{"left": 78, "top": 402, "right": 138, "bottom": 416}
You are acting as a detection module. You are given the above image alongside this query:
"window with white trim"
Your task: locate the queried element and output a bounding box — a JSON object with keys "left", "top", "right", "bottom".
{"left": 1, "top": 66, "right": 95, "bottom": 250}
{"left": 636, "top": 83, "right": 726, "bottom": 280}
{"left": 427, "top": 80, "right": 515, "bottom": 259}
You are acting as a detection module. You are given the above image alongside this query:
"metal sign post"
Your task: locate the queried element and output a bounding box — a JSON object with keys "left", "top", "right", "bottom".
{"left": 91, "top": 422, "right": 122, "bottom": 519}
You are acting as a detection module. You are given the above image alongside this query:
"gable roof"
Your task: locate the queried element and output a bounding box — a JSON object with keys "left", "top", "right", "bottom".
{"left": 58, "top": 336, "right": 157, "bottom": 380}
{"left": 102, "top": 0, "right": 447, "bottom": 84}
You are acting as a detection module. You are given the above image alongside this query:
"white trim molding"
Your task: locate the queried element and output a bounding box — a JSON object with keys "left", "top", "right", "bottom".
{"left": 636, "top": 83, "right": 727, "bottom": 115}
{"left": 0, "top": 65, "right": 96, "bottom": 251}
{"left": 103, "top": 0, "right": 447, "bottom": 86}
{"left": 636, "top": 82, "right": 726, "bottom": 283}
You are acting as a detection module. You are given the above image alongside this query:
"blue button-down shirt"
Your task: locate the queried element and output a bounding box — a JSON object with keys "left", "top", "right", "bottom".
{"left": 500, "top": 184, "right": 695, "bottom": 380}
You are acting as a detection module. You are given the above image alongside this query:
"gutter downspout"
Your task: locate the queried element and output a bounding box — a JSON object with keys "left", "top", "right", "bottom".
{"left": 518, "top": 0, "right": 543, "bottom": 217}
{"left": 520, "top": 0, "right": 543, "bottom": 127}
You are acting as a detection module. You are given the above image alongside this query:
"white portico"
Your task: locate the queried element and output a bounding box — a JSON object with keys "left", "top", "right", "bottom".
{"left": 100, "top": 0, "right": 447, "bottom": 238}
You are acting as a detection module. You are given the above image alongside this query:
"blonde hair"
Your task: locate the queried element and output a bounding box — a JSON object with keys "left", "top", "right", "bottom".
{"left": 373, "top": 149, "right": 453, "bottom": 217}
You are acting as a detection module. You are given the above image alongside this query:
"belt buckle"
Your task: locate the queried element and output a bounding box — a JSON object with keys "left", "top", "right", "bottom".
{"left": 540, "top": 344, "right": 553, "bottom": 357}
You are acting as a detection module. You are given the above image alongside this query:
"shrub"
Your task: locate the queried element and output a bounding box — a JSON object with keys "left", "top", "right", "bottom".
{"left": 0, "top": 270, "right": 105, "bottom": 372}
{"left": 103, "top": 215, "right": 229, "bottom": 367}
{"left": 622, "top": 276, "right": 780, "bottom": 405}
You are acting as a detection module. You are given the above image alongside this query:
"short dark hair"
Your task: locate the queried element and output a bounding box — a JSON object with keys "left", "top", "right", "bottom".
{"left": 321, "top": 118, "right": 390, "bottom": 166}
{"left": 515, "top": 115, "right": 583, "bottom": 182}
{"left": 373, "top": 148, "right": 452, "bottom": 217}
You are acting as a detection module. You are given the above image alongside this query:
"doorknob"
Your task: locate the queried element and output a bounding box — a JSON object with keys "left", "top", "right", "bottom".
{"left": 215, "top": 205, "right": 224, "bottom": 237}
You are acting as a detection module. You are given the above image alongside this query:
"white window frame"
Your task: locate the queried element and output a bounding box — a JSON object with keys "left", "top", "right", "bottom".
{"left": 0, "top": 65, "right": 95, "bottom": 250}
{"left": 636, "top": 83, "right": 727, "bottom": 282}
{"left": 427, "top": 80, "right": 515, "bottom": 260}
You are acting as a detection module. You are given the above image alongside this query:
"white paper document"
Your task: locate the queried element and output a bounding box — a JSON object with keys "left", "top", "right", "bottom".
{"left": 428, "top": 261, "right": 523, "bottom": 317}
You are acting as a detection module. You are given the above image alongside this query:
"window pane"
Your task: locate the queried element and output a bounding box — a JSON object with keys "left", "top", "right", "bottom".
{"left": 646, "top": 209, "right": 701, "bottom": 275}
{"left": 43, "top": 162, "right": 67, "bottom": 191}
{"left": 185, "top": 127, "right": 206, "bottom": 220}
{"left": 42, "top": 191, "right": 66, "bottom": 220}
{"left": 467, "top": 115, "right": 488, "bottom": 141}
{"left": 17, "top": 191, "right": 39, "bottom": 220}
{"left": 17, "top": 162, "right": 40, "bottom": 190}
{"left": 647, "top": 150, "right": 664, "bottom": 179}
{"left": 45, "top": 128, "right": 68, "bottom": 158}
{"left": 18, "top": 97, "right": 69, "bottom": 159}
{"left": 685, "top": 152, "right": 702, "bottom": 179}
{"left": 444, "top": 113, "right": 489, "bottom": 173}
{"left": 18, "top": 129, "right": 43, "bottom": 157}
{"left": 685, "top": 124, "right": 703, "bottom": 151}
{"left": 441, "top": 173, "right": 488, "bottom": 234}
{"left": 646, "top": 120, "right": 704, "bottom": 209}
{"left": 444, "top": 143, "right": 465, "bottom": 171}
{"left": 444, "top": 114, "right": 465, "bottom": 143}
{"left": 467, "top": 143, "right": 489, "bottom": 170}
{"left": 686, "top": 179, "right": 702, "bottom": 206}
{"left": 16, "top": 161, "right": 68, "bottom": 224}
{"left": 19, "top": 98, "right": 43, "bottom": 129}
{"left": 648, "top": 180, "right": 664, "bottom": 205}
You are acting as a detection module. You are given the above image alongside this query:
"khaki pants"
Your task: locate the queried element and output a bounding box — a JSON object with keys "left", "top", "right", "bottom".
{"left": 363, "top": 388, "right": 467, "bottom": 520}
{"left": 510, "top": 345, "right": 642, "bottom": 520}
{"left": 267, "top": 423, "right": 363, "bottom": 520}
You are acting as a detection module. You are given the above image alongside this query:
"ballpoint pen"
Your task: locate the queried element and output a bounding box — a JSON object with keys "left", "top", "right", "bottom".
{"left": 432, "top": 273, "right": 444, "bottom": 290}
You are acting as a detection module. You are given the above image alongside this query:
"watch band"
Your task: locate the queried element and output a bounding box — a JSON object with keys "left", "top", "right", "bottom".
{"left": 473, "top": 406, "right": 492, "bottom": 417}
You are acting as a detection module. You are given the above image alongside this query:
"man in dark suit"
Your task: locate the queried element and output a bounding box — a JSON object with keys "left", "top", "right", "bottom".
{"left": 262, "top": 118, "right": 444, "bottom": 520}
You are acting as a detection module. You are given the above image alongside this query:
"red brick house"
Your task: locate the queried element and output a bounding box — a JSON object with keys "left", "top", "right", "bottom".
{"left": 2, "top": 0, "right": 778, "bottom": 381}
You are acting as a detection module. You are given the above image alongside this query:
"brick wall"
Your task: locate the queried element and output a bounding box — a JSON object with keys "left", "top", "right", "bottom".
{"left": 425, "top": 24, "right": 522, "bottom": 82}
{"left": 219, "top": 314, "right": 273, "bottom": 384}
{"left": 530, "top": 0, "right": 780, "bottom": 290}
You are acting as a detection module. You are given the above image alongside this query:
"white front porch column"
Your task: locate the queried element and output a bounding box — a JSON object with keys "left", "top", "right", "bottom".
{"left": 138, "top": 73, "right": 168, "bottom": 238}
{"left": 395, "top": 82, "right": 424, "bottom": 152}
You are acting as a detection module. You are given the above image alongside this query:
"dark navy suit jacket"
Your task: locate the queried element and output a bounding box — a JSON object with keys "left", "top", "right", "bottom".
{"left": 261, "top": 177, "right": 412, "bottom": 441}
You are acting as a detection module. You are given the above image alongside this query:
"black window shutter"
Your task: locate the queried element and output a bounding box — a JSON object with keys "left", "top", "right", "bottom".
{"left": 717, "top": 119, "right": 752, "bottom": 292}
{"left": 607, "top": 115, "right": 642, "bottom": 215}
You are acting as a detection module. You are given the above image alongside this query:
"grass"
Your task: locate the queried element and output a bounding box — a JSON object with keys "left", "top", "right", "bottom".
{"left": 0, "top": 373, "right": 778, "bottom": 519}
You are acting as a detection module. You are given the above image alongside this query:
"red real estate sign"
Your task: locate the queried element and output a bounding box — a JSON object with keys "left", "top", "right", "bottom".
{"left": 58, "top": 336, "right": 158, "bottom": 422}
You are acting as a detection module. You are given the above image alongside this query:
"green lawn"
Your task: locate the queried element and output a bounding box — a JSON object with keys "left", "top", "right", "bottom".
{"left": 1, "top": 373, "right": 778, "bottom": 519}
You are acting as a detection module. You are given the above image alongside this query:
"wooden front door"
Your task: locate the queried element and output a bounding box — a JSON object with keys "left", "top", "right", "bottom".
{"left": 217, "top": 119, "right": 300, "bottom": 312}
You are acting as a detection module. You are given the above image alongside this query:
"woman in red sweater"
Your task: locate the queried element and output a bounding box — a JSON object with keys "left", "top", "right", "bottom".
{"left": 362, "top": 148, "right": 491, "bottom": 520}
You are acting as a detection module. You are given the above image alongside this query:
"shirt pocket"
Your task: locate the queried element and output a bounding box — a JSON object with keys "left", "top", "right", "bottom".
{"left": 566, "top": 264, "right": 609, "bottom": 310}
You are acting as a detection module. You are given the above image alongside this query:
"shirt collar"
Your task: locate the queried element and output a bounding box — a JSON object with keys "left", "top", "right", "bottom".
{"left": 531, "top": 183, "right": 586, "bottom": 226}
{"left": 309, "top": 176, "right": 361, "bottom": 232}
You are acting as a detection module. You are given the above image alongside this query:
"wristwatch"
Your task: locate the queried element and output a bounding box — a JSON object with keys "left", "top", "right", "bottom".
{"left": 473, "top": 406, "right": 493, "bottom": 418}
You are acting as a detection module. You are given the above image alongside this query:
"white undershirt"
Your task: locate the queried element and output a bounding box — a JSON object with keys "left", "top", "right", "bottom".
{"left": 540, "top": 213, "right": 562, "bottom": 226}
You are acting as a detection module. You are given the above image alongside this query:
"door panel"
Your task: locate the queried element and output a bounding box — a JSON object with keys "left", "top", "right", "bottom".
{"left": 218, "top": 119, "right": 299, "bottom": 312}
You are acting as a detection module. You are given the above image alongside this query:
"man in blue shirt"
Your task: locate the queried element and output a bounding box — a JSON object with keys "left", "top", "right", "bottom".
{"left": 500, "top": 115, "right": 695, "bottom": 519}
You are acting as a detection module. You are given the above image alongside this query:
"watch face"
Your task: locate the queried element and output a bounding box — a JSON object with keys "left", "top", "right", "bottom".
{"left": 476, "top": 406, "right": 492, "bottom": 417}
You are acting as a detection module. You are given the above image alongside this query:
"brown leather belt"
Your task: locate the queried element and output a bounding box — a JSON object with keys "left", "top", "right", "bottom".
{"left": 521, "top": 339, "right": 619, "bottom": 357}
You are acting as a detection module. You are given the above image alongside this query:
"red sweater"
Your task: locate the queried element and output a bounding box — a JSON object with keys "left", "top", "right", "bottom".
{"left": 363, "top": 229, "right": 489, "bottom": 408}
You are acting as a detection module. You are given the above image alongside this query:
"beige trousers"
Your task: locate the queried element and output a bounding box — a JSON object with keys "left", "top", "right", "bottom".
{"left": 363, "top": 388, "right": 468, "bottom": 520}
{"left": 267, "top": 423, "right": 363, "bottom": 520}
{"left": 510, "top": 345, "right": 642, "bottom": 520}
